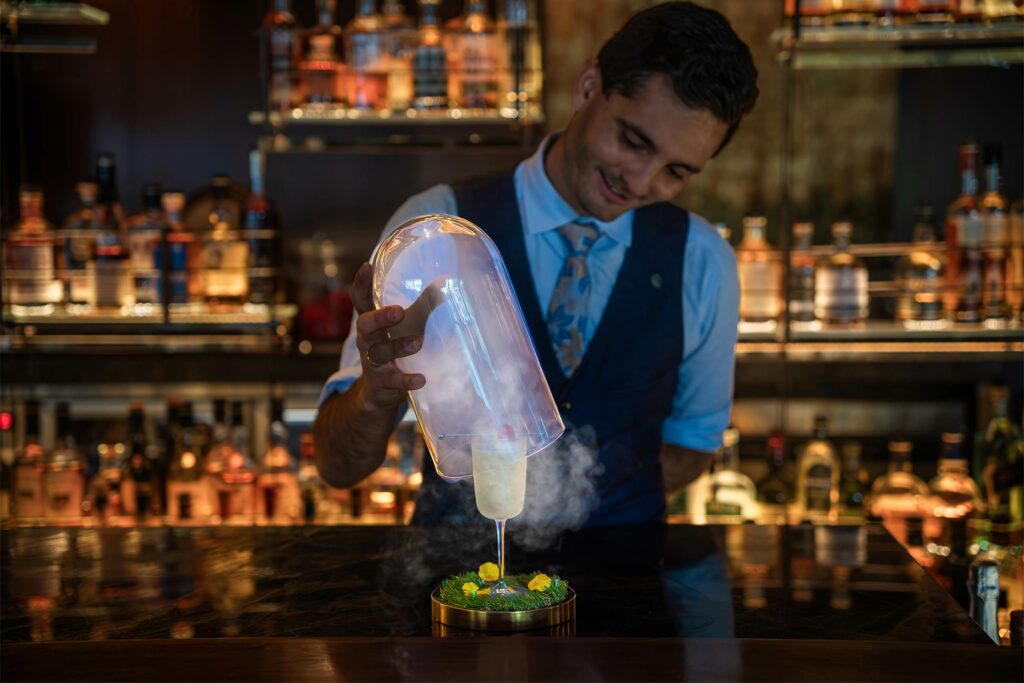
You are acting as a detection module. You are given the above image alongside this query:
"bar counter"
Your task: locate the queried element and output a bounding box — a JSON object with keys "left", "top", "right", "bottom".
{"left": 2, "top": 524, "right": 1021, "bottom": 682}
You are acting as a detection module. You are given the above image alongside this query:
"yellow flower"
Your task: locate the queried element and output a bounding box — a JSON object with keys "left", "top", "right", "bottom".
{"left": 478, "top": 562, "right": 499, "bottom": 582}
{"left": 528, "top": 573, "right": 552, "bottom": 592}
{"left": 462, "top": 582, "right": 479, "bottom": 597}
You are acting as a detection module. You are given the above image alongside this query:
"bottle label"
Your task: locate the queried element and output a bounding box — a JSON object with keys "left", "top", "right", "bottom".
{"left": 739, "top": 260, "right": 783, "bottom": 321}
{"left": 815, "top": 267, "right": 868, "bottom": 321}
{"left": 805, "top": 464, "right": 833, "bottom": 512}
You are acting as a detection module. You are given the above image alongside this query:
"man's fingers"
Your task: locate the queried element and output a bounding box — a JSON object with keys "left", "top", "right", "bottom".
{"left": 351, "top": 262, "right": 375, "bottom": 314}
{"left": 364, "top": 335, "right": 423, "bottom": 366}
{"left": 355, "top": 305, "right": 405, "bottom": 341}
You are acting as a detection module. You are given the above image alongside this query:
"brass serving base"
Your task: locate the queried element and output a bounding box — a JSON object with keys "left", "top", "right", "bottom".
{"left": 431, "top": 587, "right": 576, "bottom": 635}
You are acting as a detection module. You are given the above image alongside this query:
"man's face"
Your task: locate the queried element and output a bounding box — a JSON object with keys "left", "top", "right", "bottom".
{"left": 559, "top": 62, "right": 729, "bottom": 222}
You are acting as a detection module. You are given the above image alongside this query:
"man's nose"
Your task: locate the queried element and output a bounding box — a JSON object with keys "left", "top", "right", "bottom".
{"left": 620, "top": 160, "right": 660, "bottom": 199}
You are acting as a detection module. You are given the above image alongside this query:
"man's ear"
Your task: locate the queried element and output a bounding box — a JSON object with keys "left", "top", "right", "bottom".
{"left": 571, "top": 58, "right": 602, "bottom": 113}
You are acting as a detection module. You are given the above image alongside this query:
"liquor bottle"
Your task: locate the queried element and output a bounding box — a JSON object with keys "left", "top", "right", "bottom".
{"left": 121, "top": 403, "right": 158, "bottom": 522}
{"left": 95, "top": 153, "right": 127, "bottom": 236}
{"left": 446, "top": 0, "right": 500, "bottom": 110}
{"left": 300, "top": 2, "right": 341, "bottom": 107}
{"left": 215, "top": 401, "right": 256, "bottom": 525}
{"left": 756, "top": 429, "right": 790, "bottom": 522}
{"left": 867, "top": 441, "right": 930, "bottom": 546}
{"left": 245, "top": 150, "right": 278, "bottom": 307}
{"left": 298, "top": 433, "right": 327, "bottom": 523}
{"left": 981, "top": 143, "right": 1009, "bottom": 323}
{"left": 839, "top": 442, "right": 869, "bottom": 517}
{"left": 896, "top": 205, "right": 946, "bottom": 326}
{"left": 345, "top": 0, "right": 389, "bottom": 111}
{"left": 202, "top": 175, "right": 249, "bottom": 308}
{"left": 262, "top": 0, "right": 297, "bottom": 117}
{"left": 13, "top": 401, "right": 46, "bottom": 522}
{"left": 497, "top": 0, "right": 542, "bottom": 119}
{"left": 6, "top": 186, "right": 62, "bottom": 313}
{"left": 946, "top": 141, "right": 984, "bottom": 318}
{"left": 815, "top": 221, "right": 868, "bottom": 325}
{"left": 92, "top": 233, "right": 132, "bottom": 311}
{"left": 42, "top": 402, "right": 86, "bottom": 522}
{"left": 166, "top": 403, "right": 210, "bottom": 525}
{"left": 62, "top": 181, "right": 100, "bottom": 309}
{"left": 790, "top": 221, "right": 816, "bottom": 325}
{"left": 1009, "top": 198, "right": 1023, "bottom": 319}
{"left": 127, "top": 184, "right": 166, "bottom": 310}
{"left": 705, "top": 427, "right": 759, "bottom": 520}
{"left": 975, "top": 387, "right": 1022, "bottom": 526}
{"left": 929, "top": 432, "right": 983, "bottom": 521}
{"left": 156, "top": 192, "right": 194, "bottom": 306}
{"left": 381, "top": 0, "right": 415, "bottom": 111}
{"left": 412, "top": 0, "right": 448, "bottom": 110}
{"left": 736, "top": 213, "right": 782, "bottom": 326}
{"left": 796, "top": 416, "right": 839, "bottom": 520}
{"left": 87, "top": 440, "right": 126, "bottom": 524}
{"left": 256, "top": 398, "right": 300, "bottom": 525}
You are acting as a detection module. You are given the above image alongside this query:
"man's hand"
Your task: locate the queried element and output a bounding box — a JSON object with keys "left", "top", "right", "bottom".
{"left": 350, "top": 262, "right": 426, "bottom": 411}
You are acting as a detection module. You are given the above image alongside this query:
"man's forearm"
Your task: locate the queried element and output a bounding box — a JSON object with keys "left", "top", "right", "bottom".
{"left": 312, "top": 376, "right": 400, "bottom": 489}
{"left": 661, "top": 444, "right": 713, "bottom": 494}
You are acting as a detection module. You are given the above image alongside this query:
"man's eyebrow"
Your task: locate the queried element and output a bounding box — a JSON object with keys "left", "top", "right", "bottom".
{"left": 617, "top": 117, "right": 701, "bottom": 175}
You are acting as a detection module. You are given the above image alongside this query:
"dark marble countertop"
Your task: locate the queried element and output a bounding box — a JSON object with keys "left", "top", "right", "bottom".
{"left": 0, "top": 523, "right": 995, "bottom": 644}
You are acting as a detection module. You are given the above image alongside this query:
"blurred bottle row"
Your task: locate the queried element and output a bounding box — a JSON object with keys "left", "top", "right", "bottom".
{"left": 785, "top": 0, "right": 1024, "bottom": 26}
{"left": 3, "top": 151, "right": 282, "bottom": 317}
{"left": 264, "top": 0, "right": 541, "bottom": 119}
{"left": 0, "top": 398, "right": 423, "bottom": 527}
{"left": 729, "top": 141, "right": 1023, "bottom": 330}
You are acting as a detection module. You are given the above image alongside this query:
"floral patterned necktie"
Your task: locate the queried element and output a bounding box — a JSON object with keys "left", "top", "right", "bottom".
{"left": 546, "top": 221, "right": 601, "bottom": 376}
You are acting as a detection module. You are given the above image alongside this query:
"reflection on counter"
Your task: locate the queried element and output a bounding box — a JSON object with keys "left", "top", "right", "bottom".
{"left": 0, "top": 524, "right": 997, "bottom": 644}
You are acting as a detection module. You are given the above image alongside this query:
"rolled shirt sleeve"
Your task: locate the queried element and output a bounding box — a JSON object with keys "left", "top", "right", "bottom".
{"left": 318, "top": 184, "right": 458, "bottom": 407}
{"left": 660, "top": 215, "right": 739, "bottom": 453}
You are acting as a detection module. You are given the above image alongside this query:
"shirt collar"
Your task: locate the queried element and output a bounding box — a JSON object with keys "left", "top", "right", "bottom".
{"left": 517, "top": 132, "right": 634, "bottom": 247}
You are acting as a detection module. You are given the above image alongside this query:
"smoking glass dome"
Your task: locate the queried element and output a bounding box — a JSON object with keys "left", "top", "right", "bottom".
{"left": 372, "top": 214, "right": 564, "bottom": 481}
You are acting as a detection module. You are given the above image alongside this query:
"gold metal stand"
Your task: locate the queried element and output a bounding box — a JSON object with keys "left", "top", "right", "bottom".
{"left": 430, "top": 587, "right": 576, "bottom": 634}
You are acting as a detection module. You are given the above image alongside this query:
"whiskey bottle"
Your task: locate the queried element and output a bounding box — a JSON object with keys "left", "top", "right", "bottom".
{"left": 245, "top": 150, "right": 278, "bottom": 307}
{"left": 95, "top": 153, "right": 127, "bottom": 236}
{"left": 256, "top": 398, "right": 300, "bottom": 525}
{"left": 867, "top": 441, "right": 930, "bottom": 546}
{"left": 300, "top": 1, "right": 341, "bottom": 108}
{"left": 381, "top": 0, "right": 416, "bottom": 111}
{"left": 790, "top": 221, "right": 816, "bottom": 325}
{"left": 13, "top": 401, "right": 46, "bottom": 523}
{"left": 446, "top": 0, "right": 500, "bottom": 110}
{"left": 121, "top": 403, "right": 158, "bottom": 522}
{"left": 62, "top": 181, "right": 100, "bottom": 310}
{"left": 896, "top": 205, "right": 946, "bottom": 326}
{"left": 815, "top": 221, "right": 868, "bottom": 325}
{"left": 127, "top": 184, "right": 166, "bottom": 310}
{"left": 736, "top": 213, "right": 782, "bottom": 326}
{"left": 166, "top": 403, "right": 210, "bottom": 525}
{"left": 215, "top": 401, "right": 256, "bottom": 525}
{"left": 929, "top": 432, "right": 982, "bottom": 521}
{"left": 6, "top": 187, "right": 62, "bottom": 313}
{"left": 42, "top": 402, "right": 86, "bottom": 522}
{"left": 796, "top": 416, "right": 840, "bottom": 520}
{"left": 946, "top": 141, "right": 984, "bottom": 317}
{"left": 345, "top": 0, "right": 389, "bottom": 111}
{"left": 412, "top": 0, "right": 448, "bottom": 110}
{"left": 705, "top": 427, "right": 759, "bottom": 520}
{"left": 981, "top": 143, "right": 1009, "bottom": 323}
{"left": 156, "top": 192, "right": 194, "bottom": 306}
{"left": 202, "top": 175, "right": 249, "bottom": 308}
{"left": 262, "top": 0, "right": 298, "bottom": 116}
{"left": 497, "top": 0, "right": 542, "bottom": 119}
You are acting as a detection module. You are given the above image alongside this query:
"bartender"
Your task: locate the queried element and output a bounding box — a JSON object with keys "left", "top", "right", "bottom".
{"left": 313, "top": 1, "right": 759, "bottom": 525}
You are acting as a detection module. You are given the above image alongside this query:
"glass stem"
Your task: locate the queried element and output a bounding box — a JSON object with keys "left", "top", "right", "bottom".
{"left": 496, "top": 518, "right": 507, "bottom": 586}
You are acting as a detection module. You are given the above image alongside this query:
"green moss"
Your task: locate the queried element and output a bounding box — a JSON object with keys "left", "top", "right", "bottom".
{"left": 437, "top": 570, "right": 570, "bottom": 611}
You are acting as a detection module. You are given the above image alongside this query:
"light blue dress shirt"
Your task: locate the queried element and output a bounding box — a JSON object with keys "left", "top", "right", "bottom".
{"left": 320, "top": 134, "right": 739, "bottom": 453}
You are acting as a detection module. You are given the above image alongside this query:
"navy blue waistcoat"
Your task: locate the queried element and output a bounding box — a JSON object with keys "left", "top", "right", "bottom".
{"left": 411, "top": 173, "right": 689, "bottom": 526}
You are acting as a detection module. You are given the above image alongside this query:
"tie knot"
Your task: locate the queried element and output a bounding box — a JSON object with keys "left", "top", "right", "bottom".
{"left": 558, "top": 221, "right": 600, "bottom": 256}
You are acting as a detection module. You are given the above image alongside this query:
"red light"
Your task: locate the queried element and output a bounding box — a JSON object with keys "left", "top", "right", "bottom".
{"left": 0, "top": 412, "right": 12, "bottom": 431}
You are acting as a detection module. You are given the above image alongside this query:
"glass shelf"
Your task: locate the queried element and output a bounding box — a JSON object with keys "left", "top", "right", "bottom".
{"left": 0, "top": 2, "right": 109, "bottom": 26}
{"left": 3, "top": 304, "right": 297, "bottom": 332}
{"left": 0, "top": 36, "right": 95, "bottom": 54}
{"left": 249, "top": 107, "right": 545, "bottom": 127}
{"left": 772, "top": 22, "right": 1024, "bottom": 69}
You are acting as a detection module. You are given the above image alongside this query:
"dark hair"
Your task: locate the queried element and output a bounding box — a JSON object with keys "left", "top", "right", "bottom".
{"left": 596, "top": 2, "right": 759, "bottom": 154}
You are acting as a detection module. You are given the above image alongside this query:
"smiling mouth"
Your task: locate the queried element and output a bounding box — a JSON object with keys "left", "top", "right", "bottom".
{"left": 598, "top": 169, "right": 630, "bottom": 204}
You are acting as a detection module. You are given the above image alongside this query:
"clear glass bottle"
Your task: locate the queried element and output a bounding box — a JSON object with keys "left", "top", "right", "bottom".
{"left": 156, "top": 192, "right": 194, "bottom": 306}
{"left": 202, "top": 175, "right": 249, "bottom": 309}
{"left": 981, "top": 143, "right": 1009, "bottom": 323}
{"left": 382, "top": 0, "right": 416, "bottom": 111}
{"left": 298, "top": 432, "right": 327, "bottom": 524}
{"left": 446, "top": 0, "right": 500, "bottom": 110}
{"left": 62, "top": 181, "right": 100, "bottom": 310}
{"left": 839, "top": 441, "right": 869, "bottom": 518}
{"left": 790, "top": 221, "right": 816, "bottom": 326}
{"left": 245, "top": 150, "right": 279, "bottom": 308}
{"left": 256, "top": 398, "right": 301, "bottom": 525}
{"left": 497, "top": 0, "right": 542, "bottom": 119}
{"left": 121, "top": 403, "right": 159, "bottom": 522}
{"left": 868, "top": 440, "right": 930, "bottom": 546}
{"left": 6, "top": 187, "right": 62, "bottom": 314}
{"left": 929, "top": 432, "right": 983, "bottom": 521}
{"left": 756, "top": 429, "right": 790, "bottom": 522}
{"left": 412, "top": 0, "right": 448, "bottom": 110}
{"left": 214, "top": 401, "right": 256, "bottom": 525}
{"left": 896, "top": 204, "right": 946, "bottom": 327}
{"left": 946, "top": 141, "right": 984, "bottom": 320}
{"left": 262, "top": 0, "right": 298, "bottom": 116}
{"left": 13, "top": 401, "right": 46, "bottom": 523}
{"left": 166, "top": 404, "right": 210, "bottom": 525}
{"left": 736, "top": 213, "right": 782, "bottom": 326}
{"left": 345, "top": 0, "right": 389, "bottom": 111}
{"left": 43, "top": 402, "right": 86, "bottom": 522}
{"left": 127, "top": 184, "right": 166, "bottom": 311}
{"left": 815, "top": 220, "right": 868, "bottom": 325}
{"left": 705, "top": 427, "right": 759, "bottom": 520}
{"left": 796, "top": 415, "right": 840, "bottom": 520}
